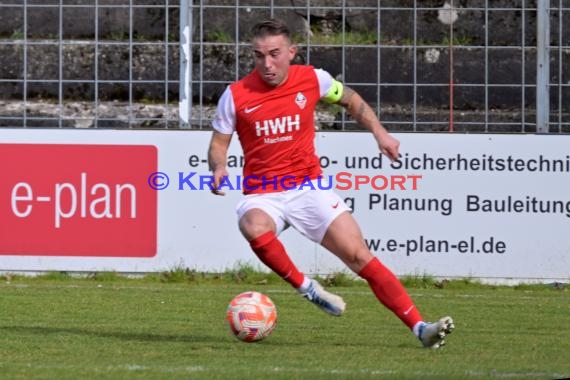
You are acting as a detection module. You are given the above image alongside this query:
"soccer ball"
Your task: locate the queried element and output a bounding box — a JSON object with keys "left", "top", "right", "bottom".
{"left": 226, "top": 291, "right": 277, "bottom": 342}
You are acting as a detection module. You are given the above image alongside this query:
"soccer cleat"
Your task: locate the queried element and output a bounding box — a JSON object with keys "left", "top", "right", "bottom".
{"left": 418, "top": 316, "right": 455, "bottom": 348}
{"left": 299, "top": 279, "right": 346, "bottom": 316}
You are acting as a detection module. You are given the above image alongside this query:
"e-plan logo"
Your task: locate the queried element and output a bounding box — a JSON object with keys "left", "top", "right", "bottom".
{"left": 0, "top": 144, "right": 158, "bottom": 257}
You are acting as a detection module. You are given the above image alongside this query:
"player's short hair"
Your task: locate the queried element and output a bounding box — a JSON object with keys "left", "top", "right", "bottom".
{"left": 251, "top": 19, "right": 292, "bottom": 43}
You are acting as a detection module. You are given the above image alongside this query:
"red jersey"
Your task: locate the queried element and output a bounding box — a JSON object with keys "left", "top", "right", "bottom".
{"left": 213, "top": 65, "right": 335, "bottom": 194}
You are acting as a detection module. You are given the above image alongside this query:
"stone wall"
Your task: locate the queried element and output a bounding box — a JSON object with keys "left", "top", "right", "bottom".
{"left": 0, "top": 1, "right": 548, "bottom": 46}
{"left": 0, "top": 1, "right": 568, "bottom": 113}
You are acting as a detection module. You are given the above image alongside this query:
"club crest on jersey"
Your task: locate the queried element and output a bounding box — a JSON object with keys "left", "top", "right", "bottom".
{"left": 295, "top": 92, "right": 307, "bottom": 109}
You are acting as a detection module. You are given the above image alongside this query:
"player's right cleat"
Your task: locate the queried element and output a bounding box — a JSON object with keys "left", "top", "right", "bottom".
{"left": 299, "top": 279, "right": 346, "bottom": 316}
{"left": 418, "top": 316, "right": 455, "bottom": 348}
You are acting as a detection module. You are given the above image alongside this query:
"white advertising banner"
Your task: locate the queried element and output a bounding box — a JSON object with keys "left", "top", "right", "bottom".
{"left": 0, "top": 129, "right": 568, "bottom": 282}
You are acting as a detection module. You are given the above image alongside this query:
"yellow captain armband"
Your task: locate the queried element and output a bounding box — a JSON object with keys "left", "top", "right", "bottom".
{"left": 322, "top": 79, "right": 344, "bottom": 104}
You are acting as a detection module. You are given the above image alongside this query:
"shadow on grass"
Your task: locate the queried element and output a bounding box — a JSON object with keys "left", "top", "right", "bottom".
{"left": 0, "top": 325, "right": 224, "bottom": 344}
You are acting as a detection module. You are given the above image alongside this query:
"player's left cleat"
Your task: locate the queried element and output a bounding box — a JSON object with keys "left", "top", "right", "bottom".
{"left": 418, "top": 316, "right": 455, "bottom": 348}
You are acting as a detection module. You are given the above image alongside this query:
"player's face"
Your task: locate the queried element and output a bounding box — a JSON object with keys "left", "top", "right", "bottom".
{"left": 252, "top": 34, "right": 296, "bottom": 87}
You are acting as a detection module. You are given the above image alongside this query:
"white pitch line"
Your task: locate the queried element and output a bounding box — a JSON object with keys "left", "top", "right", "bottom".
{"left": 0, "top": 362, "right": 565, "bottom": 379}
{"left": 0, "top": 282, "right": 562, "bottom": 302}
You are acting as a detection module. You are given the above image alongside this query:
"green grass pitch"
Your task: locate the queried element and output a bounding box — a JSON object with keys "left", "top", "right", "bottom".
{"left": 0, "top": 272, "right": 568, "bottom": 380}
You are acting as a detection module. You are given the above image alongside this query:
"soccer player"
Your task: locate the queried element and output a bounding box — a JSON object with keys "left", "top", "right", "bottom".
{"left": 207, "top": 18, "right": 454, "bottom": 348}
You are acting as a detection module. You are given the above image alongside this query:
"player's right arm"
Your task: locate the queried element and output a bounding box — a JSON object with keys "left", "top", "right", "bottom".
{"left": 208, "top": 86, "right": 236, "bottom": 196}
{"left": 207, "top": 131, "right": 232, "bottom": 196}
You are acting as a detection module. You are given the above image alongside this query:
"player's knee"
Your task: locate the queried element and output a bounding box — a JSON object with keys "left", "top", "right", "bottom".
{"left": 239, "top": 213, "right": 274, "bottom": 241}
{"left": 241, "top": 225, "right": 272, "bottom": 241}
{"left": 343, "top": 246, "right": 373, "bottom": 272}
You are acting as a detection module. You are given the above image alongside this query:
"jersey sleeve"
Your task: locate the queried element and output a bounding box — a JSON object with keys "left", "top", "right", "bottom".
{"left": 212, "top": 86, "right": 236, "bottom": 134}
{"left": 314, "top": 68, "right": 344, "bottom": 103}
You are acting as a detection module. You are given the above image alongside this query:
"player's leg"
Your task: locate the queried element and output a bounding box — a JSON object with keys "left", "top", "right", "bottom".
{"left": 321, "top": 211, "right": 454, "bottom": 347}
{"left": 238, "top": 201, "right": 345, "bottom": 316}
{"left": 239, "top": 207, "right": 305, "bottom": 289}
{"left": 320, "top": 211, "right": 424, "bottom": 327}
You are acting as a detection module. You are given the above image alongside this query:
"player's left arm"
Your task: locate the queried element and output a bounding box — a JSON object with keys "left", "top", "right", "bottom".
{"left": 332, "top": 83, "right": 400, "bottom": 162}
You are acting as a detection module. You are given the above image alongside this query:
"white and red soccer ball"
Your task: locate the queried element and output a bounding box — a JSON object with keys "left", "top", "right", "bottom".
{"left": 226, "top": 291, "right": 277, "bottom": 342}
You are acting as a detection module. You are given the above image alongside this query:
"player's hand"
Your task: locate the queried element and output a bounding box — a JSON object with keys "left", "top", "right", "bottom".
{"left": 211, "top": 167, "right": 229, "bottom": 196}
{"left": 378, "top": 133, "right": 400, "bottom": 162}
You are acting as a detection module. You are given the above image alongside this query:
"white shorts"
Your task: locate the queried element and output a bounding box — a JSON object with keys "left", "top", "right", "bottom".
{"left": 236, "top": 183, "right": 351, "bottom": 243}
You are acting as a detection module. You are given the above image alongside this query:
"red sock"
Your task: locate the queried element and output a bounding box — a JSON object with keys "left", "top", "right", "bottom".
{"left": 249, "top": 231, "right": 305, "bottom": 289}
{"left": 358, "top": 257, "right": 423, "bottom": 330}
